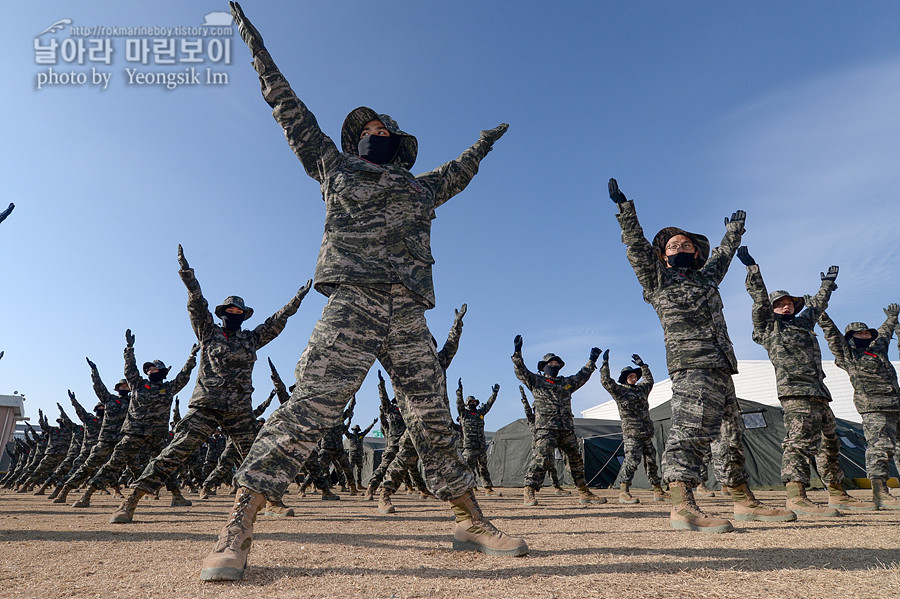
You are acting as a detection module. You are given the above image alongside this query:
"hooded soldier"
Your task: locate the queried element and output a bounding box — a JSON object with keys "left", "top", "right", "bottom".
{"left": 198, "top": 4, "right": 524, "bottom": 582}
{"left": 609, "top": 177, "right": 794, "bottom": 533}
{"left": 818, "top": 304, "right": 900, "bottom": 509}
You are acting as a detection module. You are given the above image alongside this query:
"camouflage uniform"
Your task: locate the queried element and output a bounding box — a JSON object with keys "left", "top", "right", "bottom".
{"left": 63, "top": 396, "right": 103, "bottom": 481}
{"left": 23, "top": 412, "right": 73, "bottom": 487}
{"left": 369, "top": 379, "right": 408, "bottom": 490}
{"left": 44, "top": 422, "right": 83, "bottom": 488}
{"left": 599, "top": 361, "right": 661, "bottom": 486}
{"left": 745, "top": 263, "right": 844, "bottom": 485}
{"left": 132, "top": 265, "right": 305, "bottom": 494}
{"left": 86, "top": 344, "right": 195, "bottom": 491}
{"left": 231, "top": 47, "right": 501, "bottom": 503}
{"left": 317, "top": 397, "right": 356, "bottom": 489}
{"left": 615, "top": 199, "right": 748, "bottom": 488}
{"left": 345, "top": 419, "right": 377, "bottom": 487}
{"left": 520, "top": 386, "right": 562, "bottom": 488}
{"left": 513, "top": 352, "right": 596, "bottom": 490}
{"left": 818, "top": 311, "right": 899, "bottom": 480}
{"left": 62, "top": 369, "right": 130, "bottom": 490}
{"left": 456, "top": 383, "right": 498, "bottom": 488}
{"left": 201, "top": 432, "right": 227, "bottom": 480}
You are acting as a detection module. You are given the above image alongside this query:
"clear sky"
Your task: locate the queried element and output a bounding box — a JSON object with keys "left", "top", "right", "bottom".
{"left": 2, "top": 1, "right": 899, "bottom": 435}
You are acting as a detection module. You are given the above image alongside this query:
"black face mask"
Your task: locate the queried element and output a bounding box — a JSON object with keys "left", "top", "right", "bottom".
{"left": 94, "top": 408, "right": 105, "bottom": 417}
{"left": 853, "top": 337, "right": 873, "bottom": 349}
{"left": 543, "top": 364, "right": 562, "bottom": 377}
{"left": 148, "top": 371, "right": 165, "bottom": 383}
{"left": 667, "top": 252, "right": 696, "bottom": 268}
{"left": 358, "top": 134, "right": 401, "bottom": 165}
{"left": 222, "top": 313, "right": 244, "bottom": 331}
{"left": 117, "top": 389, "right": 129, "bottom": 398}
{"left": 776, "top": 313, "right": 795, "bottom": 322}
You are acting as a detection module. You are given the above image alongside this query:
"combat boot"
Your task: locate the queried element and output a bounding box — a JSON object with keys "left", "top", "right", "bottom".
{"left": 483, "top": 486, "right": 497, "bottom": 495}
{"left": 726, "top": 483, "right": 796, "bottom": 522}
{"left": 872, "top": 479, "right": 900, "bottom": 509}
{"left": 578, "top": 486, "right": 607, "bottom": 504}
{"left": 785, "top": 481, "right": 840, "bottom": 517}
{"left": 17, "top": 482, "right": 33, "bottom": 493}
{"left": 523, "top": 486, "right": 538, "bottom": 506}
{"left": 652, "top": 483, "right": 670, "bottom": 502}
{"left": 449, "top": 490, "right": 528, "bottom": 557}
{"left": 52, "top": 484, "right": 73, "bottom": 504}
{"left": 151, "top": 488, "right": 160, "bottom": 500}
{"left": 827, "top": 482, "right": 877, "bottom": 511}
{"left": 349, "top": 482, "right": 359, "bottom": 497}
{"left": 199, "top": 487, "right": 266, "bottom": 581}
{"left": 110, "top": 488, "right": 147, "bottom": 523}
{"left": 378, "top": 488, "right": 396, "bottom": 514}
{"left": 321, "top": 487, "right": 340, "bottom": 501}
{"left": 364, "top": 483, "right": 376, "bottom": 501}
{"left": 618, "top": 483, "right": 640, "bottom": 504}
{"left": 72, "top": 485, "right": 96, "bottom": 508}
{"left": 694, "top": 483, "right": 715, "bottom": 498}
{"left": 669, "top": 482, "right": 733, "bottom": 533}
{"left": 263, "top": 498, "right": 295, "bottom": 517}
{"left": 33, "top": 482, "right": 49, "bottom": 496}
{"left": 47, "top": 485, "right": 63, "bottom": 500}
{"left": 554, "top": 486, "right": 571, "bottom": 496}
{"left": 111, "top": 484, "right": 125, "bottom": 499}
{"left": 171, "top": 487, "right": 193, "bottom": 507}
{"left": 199, "top": 485, "right": 213, "bottom": 500}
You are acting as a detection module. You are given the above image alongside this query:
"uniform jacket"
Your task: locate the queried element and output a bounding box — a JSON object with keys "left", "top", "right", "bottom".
{"left": 599, "top": 361, "right": 654, "bottom": 433}
{"left": 90, "top": 369, "right": 131, "bottom": 442}
{"left": 512, "top": 352, "right": 595, "bottom": 430}
{"left": 121, "top": 346, "right": 195, "bottom": 437}
{"left": 456, "top": 385, "right": 498, "bottom": 449}
{"left": 378, "top": 379, "right": 406, "bottom": 444}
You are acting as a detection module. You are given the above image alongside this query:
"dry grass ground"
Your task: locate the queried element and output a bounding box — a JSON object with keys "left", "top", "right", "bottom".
{"left": 1, "top": 486, "right": 898, "bottom": 599}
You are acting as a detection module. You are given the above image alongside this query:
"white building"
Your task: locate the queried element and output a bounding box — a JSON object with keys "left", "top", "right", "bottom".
{"left": 581, "top": 359, "right": 900, "bottom": 424}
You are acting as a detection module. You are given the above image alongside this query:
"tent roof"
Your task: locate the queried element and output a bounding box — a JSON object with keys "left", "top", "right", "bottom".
{"left": 581, "top": 359, "right": 899, "bottom": 424}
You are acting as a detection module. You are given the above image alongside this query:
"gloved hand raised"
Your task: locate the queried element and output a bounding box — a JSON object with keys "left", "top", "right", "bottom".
{"left": 589, "top": 347, "right": 601, "bottom": 362}
{"left": 736, "top": 246, "right": 755, "bottom": 266}
{"left": 125, "top": 329, "right": 135, "bottom": 348}
{"left": 821, "top": 265, "right": 839, "bottom": 283}
{"left": 631, "top": 354, "right": 644, "bottom": 366}
{"left": 725, "top": 210, "right": 747, "bottom": 233}
{"left": 177, "top": 244, "right": 190, "bottom": 270}
{"left": 480, "top": 123, "right": 509, "bottom": 145}
{"left": 608, "top": 178, "right": 627, "bottom": 204}
{"left": 885, "top": 303, "right": 900, "bottom": 319}
{"left": 513, "top": 335, "right": 523, "bottom": 354}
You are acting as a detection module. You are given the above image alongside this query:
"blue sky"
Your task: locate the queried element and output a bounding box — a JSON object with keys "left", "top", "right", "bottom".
{"left": 2, "top": 1, "right": 899, "bottom": 434}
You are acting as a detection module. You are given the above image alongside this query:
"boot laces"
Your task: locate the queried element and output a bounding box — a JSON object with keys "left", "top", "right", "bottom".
{"left": 216, "top": 493, "right": 255, "bottom": 552}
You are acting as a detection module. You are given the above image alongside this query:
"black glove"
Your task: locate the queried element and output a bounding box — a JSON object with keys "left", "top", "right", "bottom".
{"left": 67, "top": 390, "right": 77, "bottom": 403}
{"left": 602, "top": 349, "right": 610, "bottom": 363}
{"left": 492, "top": 384, "right": 500, "bottom": 394}
{"left": 631, "top": 354, "right": 644, "bottom": 366}
{"left": 85, "top": 357, "right": 97, "bottom": 370}
{"left": 229, "top": 1, "right": 266, "bottom": 56}
{"left": 589, "top": 347, "right": 601, "bottom": 362}
{"left": 0, "top": 202, "right": 13, "bottom": 224}
{"left": 608, "top": 178, "right": 627, "bottom": 204}
{"left": 736, "top": 246, "right": 755, "bottom": 266}
{"left": 455, "top": 303, "right": 467, "bottom": 320}
{"left": 725, "top": 210, "right": 747, "bottom": 231}
{"left": 296, "top": 279, "right": 313, "bottom": 300}
{"left": 125, "top": 329, "right": 135, "bottom": 348}
{"left": 377, "top": 370, "right": 384, "bottom": 383}
{"left": 513, "top": 335, "right": 523, "bottom": 353}
{"left": 177, "top": 244, "right": 189, "bottom": 270}
{"left": 821, "top": 265, "right": 839, "bottom": 283}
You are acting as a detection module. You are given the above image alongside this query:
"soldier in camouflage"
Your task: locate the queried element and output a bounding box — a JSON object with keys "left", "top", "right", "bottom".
{"left": 599, "top": 350, "right": 668, "bottom": 504}
{"left": 53, "top": 360, "right": 131, "bottom": 503}
{"left": 513, "top": 337, "right": 606, "bottom": 506}
{"left": 457, "top": 379, "right": 499, "bottom": 494}
{"left": 109, "top": 246, "right": 311, "bottom": 523}
{"left": 519, "top": 385, "right": 569, "bottom": 496}
{"left": 200, "top": 3, "right": 526, "bottom": 581}
{"left": 367, "top": 371, "right": 409, "bottom": 500}
{"left": 21, "top": 405, "right": 74, "bottom": 492}
{"left": 738, "top": 247, "right": 873, "bottom": 514}
{"left": 345, "top": 418, "right": 377, "bottom": 488}
{"left": 609, "top": 178, "right": 795, "bottom": 532}
{"left": 72, "top": 330, "right": 197, "bottom": 508}
{"left": 41, "top": 391, "right": 98, "bottom": 497}
{"left": 818, "top": 304, "right": 900, "bottom": 509}
{"left": 317, "top": 396, "right": 358, "bottom": 496}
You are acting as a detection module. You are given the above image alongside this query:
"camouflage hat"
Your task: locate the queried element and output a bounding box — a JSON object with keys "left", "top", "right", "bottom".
{"left": 769, "top": 290, "right": 805, "bottom": 314}
{"left": 142, "top": 360, "right": 171, "bottom": 377}
{"left": 466, "top": 395, "right": 478, "bottom": 405}
{"left": 537, "top": 353, "right": 565, "bottom": 372}
{"left": 341, "top": 107, "right": 418, "bottom": 170}
{"left": 351, "top": 424, "right": 361, "bottom": 432}
{"left": 113, "top": 379, "right": 129, "bottom": 392}
{"left": 93, "top": 402, "right": 105, "bottom": 413}
{"left": 843, "top": 322, "right": 879, "bottom": 340}
{"left": 652, "top": 227, "right": 710, "bottom": 269}
{"left": 214, "top": 296, "right": 254, "bottom": 321}
{"left": 618, "top": 366, "right": 642, "bottom": 385}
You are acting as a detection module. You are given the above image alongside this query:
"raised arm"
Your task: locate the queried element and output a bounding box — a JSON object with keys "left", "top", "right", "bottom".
{"left": 700, "top": 211, "right": 746, "bottom": 286}
{"left": 633, "top": 354, "right": 654, "bottom": 390}
{"left": 230, "top": 2, "right": 341, "bottom": 183}
{"left": 878, "top": 304, "right": 899, "bottom": 344}
{"left": 68, "top": 390, "right": 90, "bottom": 425}
{"left": 254, "top": 390, "right": 276, "bottom": 417}
{"left": 416, "top": 124, "right": 508, "bottom": 210}
{"left": 377, "top": 370, "right": 390, "bottom": 412}
{"left": 598, "top": 349, "right": 616, "bottom": 393}
{"left": 361, "top": 417, "right": 377, "bottom": 437}
{"left": 87, "top": 357, "right": 112, "bottom": 401}
{"left": 171, "top": 397, "right": 182, "bottom": 426}
{"left": 343, "top": 396, "right": 356, "bottom": 421}
{"left": 456, "top": 378, "right": 465, "bottom": 416}
{"left": 610, "top": 180, "right": 660, "bottom": 294}
{"left": 252, "top": 280, "right": 312, "bottom": 349}
{"left": 437, "top": 303, "right": 466, "bottom": 369}
{"left": 177, "top": 245, "right": 215, "bottom": 340}
{"left": 169, "top": 344, "right": 199, "bottom": 395}
{"left": 566, "top": 347, "right": 601, "bottom": 392}
{"left": 737, "top": 248, "right": 773, "bottom": 340}
{"left": 817, "top": 311, "right": 847, "bottom": 369}
{"left": 0, "top": 202, "right": 14, "bottom": 224}
{"left": 519, "top": 386, "right": 534, "bottom": 424}
{"left": 481, "top": 384, "right": 499, "bottom": 415}
{"left": 123, "top": 330, "right": 142, "bottom": 388}
{"left": 511, "top": 335, "right": 539, "bottom": 390}
{"left": 267, "top": 358, "right": 291, "bottom": 404}
{"left": 56, "top": 403, "right": 75, "bottom": 430}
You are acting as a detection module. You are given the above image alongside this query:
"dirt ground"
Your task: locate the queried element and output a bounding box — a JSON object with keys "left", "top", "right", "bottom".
{"left": 1, "top": 486, "right": 898, "bottom": 599}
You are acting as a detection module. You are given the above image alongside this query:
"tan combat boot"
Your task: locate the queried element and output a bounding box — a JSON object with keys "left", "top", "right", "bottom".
{"left": 727, "top": 483, "right": 796, "bottom": 522}
{"left": 578, "top": 486, "right": 607, "bottom": 504}
{"left": 47, "top": 485, "right": 63, "bottom": 500}
{"left": 363, "top": 483, "right": 376, "bottom": 501}
{"left": 669, "top": 482, "right": 733, "bottom": 533}
{"left": 784, "top": 481, "right": 840, "bottom": 517}
{"left": 321, "top": 487, "right": 340, "bottom": 501}
{"left": 483, "top": 486, "right": 497, "bottom": 495}
{"left": 33, "top": 482, "right": 49, "bottom": 496}
{"left": 349, "top": 482, "right": 359, "bottom": 497}
{"left": 694, "top": 483, "right": 715, "bottom": 498}
{"left": 652, "top": 483, "right": 670, "bottom": 502}
{"left": 263, "top": 498, "right": 295, "bottom": 517}
{"left": 110, "top": 488, "right": 147, "bottom": 523}
{"left": 72, "top": 485, "right": 96, "bottom": 508}
{"left": 52, "top": 484, "right": 73, "bottom": 504}
{"left": 199, "top": 485, "right": 213, "bottom": 500}
{"left": 618, "top": 482, "right": 640, "bottom": 504}
{"left": 171, "top": 487, "right": 193, "bottom": 507}
{"left": 872, "top": 479, "right": 900, "bottom": 509}
{"left": 378, "top": 488, "right": 396, "bottom": 514}
{"left": 111, "top": 484, "right": 125, "bottom": 499}
{"left": 523, "top": 486, "right": 538, "bottom": 506}
{"left": 827, "top": 482, "right": 877, "bottom": 511}
{"left": 554, "top": 486, "right": 571, "bottom": 496}
{"left": 199, "top": 488, "right": 266, "bottom": 581}
{"left": 450, "top": 490, "right": 528, "bottom": 556}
